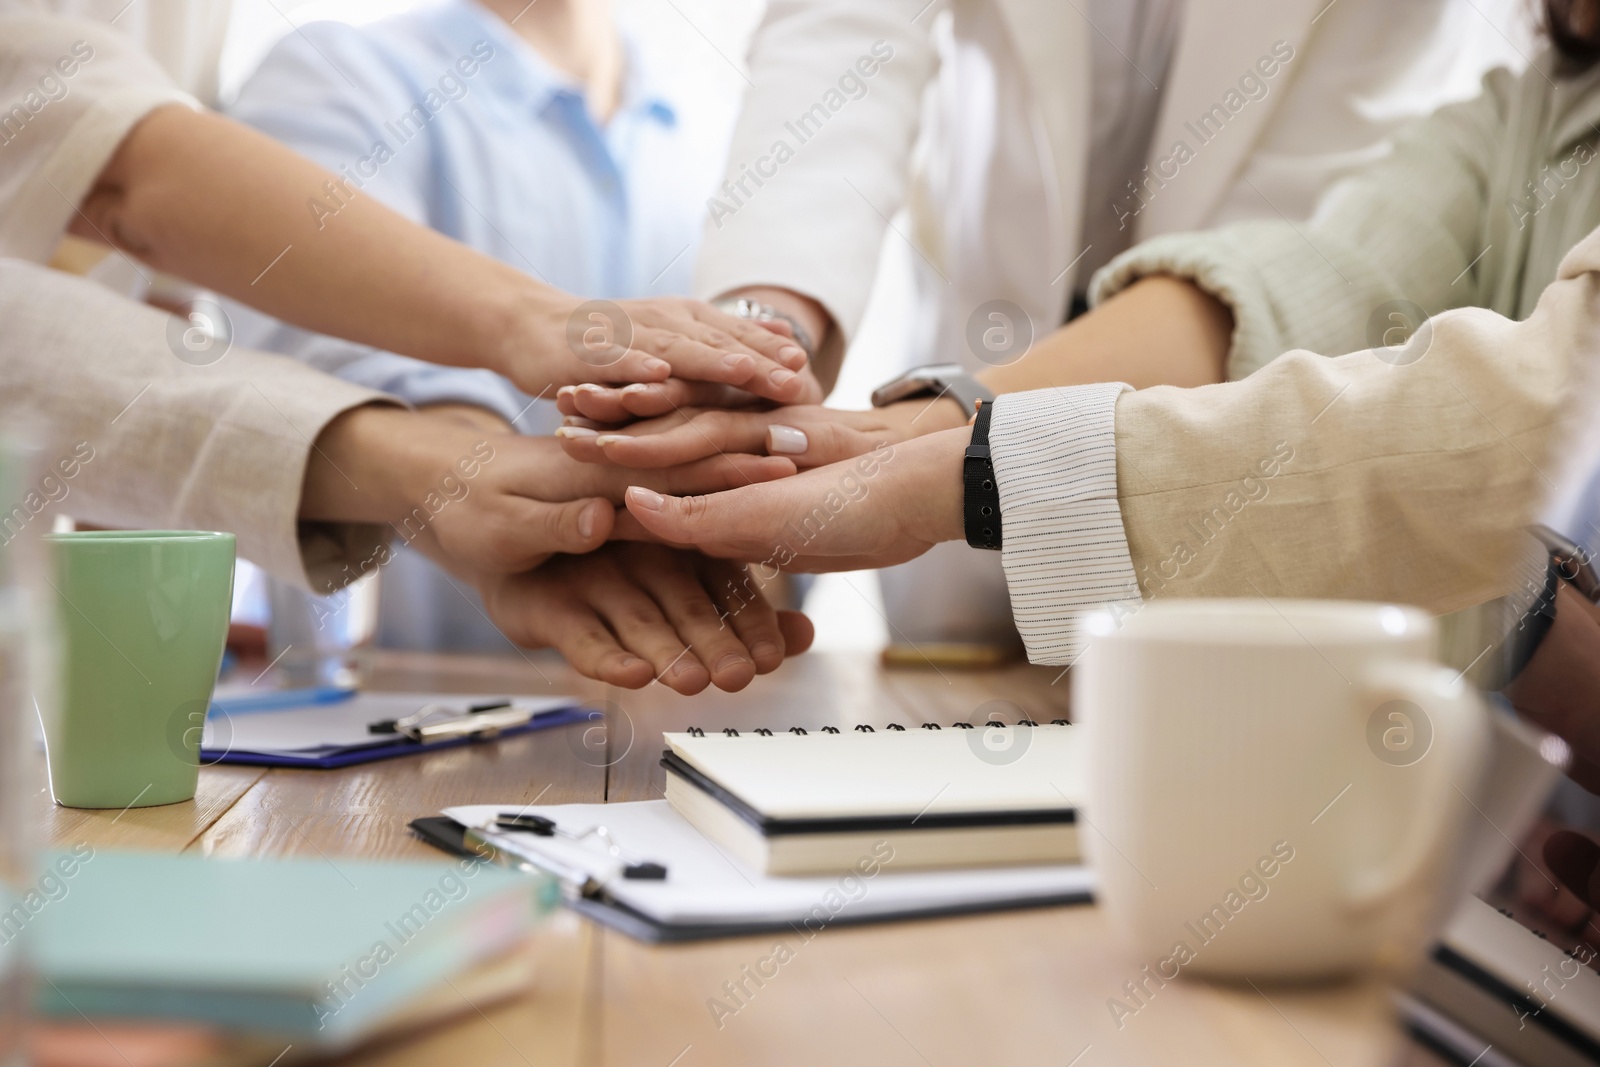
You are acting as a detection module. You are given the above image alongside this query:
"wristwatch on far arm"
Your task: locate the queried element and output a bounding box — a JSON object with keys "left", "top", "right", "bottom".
{"left": 710, "top": 297, "right": 817, "bottom": 363}
{"left": 1507, "top": 524, "right": 1600, "bottom": 682}
{"left": 870, "top": 363, "right": 995, "bottom": 418}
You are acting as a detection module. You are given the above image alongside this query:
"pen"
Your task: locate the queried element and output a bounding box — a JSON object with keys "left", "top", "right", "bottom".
{"left": 208, "top": 686, "right": 357, "bottom": 718}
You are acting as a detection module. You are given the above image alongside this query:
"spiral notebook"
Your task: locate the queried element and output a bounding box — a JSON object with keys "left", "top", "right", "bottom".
{"left": 661, "top": 722, "right": 1083, "bottom": 874}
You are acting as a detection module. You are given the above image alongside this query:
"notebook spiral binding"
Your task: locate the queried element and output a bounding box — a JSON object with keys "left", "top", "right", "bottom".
{"left": 683, "top": 719, "right": 1069, "bottom": 738}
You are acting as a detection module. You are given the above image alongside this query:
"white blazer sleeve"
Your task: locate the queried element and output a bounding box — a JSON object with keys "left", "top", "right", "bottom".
{"left": 691, "top": 0, "right": 937, "bottom": 343}
{"left": 0, "top": 14, "right": 198, "bottom": 263}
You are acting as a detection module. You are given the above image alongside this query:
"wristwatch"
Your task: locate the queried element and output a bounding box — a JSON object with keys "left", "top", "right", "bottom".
{"left": 1507, "top": 524, "right": 1600, "bottom": 681}
{"left": 870, "top": 363, "right": 995, "bottom": 418}
{"left": 710, "top": 298, "right": 816, "bottom": 362}
{"left": 963, "top": 401, "right": 1002, "bottom": 550}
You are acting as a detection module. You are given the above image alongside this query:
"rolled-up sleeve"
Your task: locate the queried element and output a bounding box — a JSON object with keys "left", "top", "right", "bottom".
{"left": 1087, "top": 65, "right": 1510, "bottom": 381}
{"left": 988, "top": 382, "right": 1138, "bottom": 664}
{"left": 0, "top": 14, "right": 197, "bottom": 263}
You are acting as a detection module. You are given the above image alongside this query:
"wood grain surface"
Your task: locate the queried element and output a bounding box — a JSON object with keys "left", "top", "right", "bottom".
{"left": 42, "top": 647, "right": 1404, "bottom": 1067}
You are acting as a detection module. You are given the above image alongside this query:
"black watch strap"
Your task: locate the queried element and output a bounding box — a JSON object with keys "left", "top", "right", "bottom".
{"left": 1506, "top": 557, "right": 1562, "bottom": 683}
{"left": 964, "top": 401, "right": 1002, "bottom": 550}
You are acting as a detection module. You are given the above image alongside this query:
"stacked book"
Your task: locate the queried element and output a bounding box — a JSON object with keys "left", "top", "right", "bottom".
{"left": 26, "top": 849, "right": 556, "bottom": 1054}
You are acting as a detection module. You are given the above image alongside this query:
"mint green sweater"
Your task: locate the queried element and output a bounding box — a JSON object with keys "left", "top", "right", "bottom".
{"left": 1094, "top": 50, "right": 1600, "bottom": 380}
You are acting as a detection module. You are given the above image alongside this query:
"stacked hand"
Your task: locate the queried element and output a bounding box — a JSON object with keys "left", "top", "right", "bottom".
{"left": 302, "top": 404, "right": 812, "bottom": 694}
{"left": 510, "top": 296, "right": 827, "bottom": 411}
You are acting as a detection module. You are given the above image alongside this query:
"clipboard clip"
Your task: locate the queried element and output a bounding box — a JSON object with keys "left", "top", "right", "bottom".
{"left": 368, "top": 699, "right": 535, "bottom": 742}
{"left": 491, "top": 811, "right": 668, "bottom": 882}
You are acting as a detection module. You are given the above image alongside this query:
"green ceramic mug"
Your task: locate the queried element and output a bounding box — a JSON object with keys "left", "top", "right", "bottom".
{"left": 40, "top": 531, "right": 235, "bottom": 808}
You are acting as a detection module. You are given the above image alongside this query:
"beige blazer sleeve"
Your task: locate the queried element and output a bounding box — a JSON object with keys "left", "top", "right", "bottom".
{"left": 0, "top": 260, "right": 398, "bottom": 590}
{"left": 0, "top": 13, "right": 199, "bottom": 263}
{"left": 1114, "top": 224, "right": 1600, "bottom": 615}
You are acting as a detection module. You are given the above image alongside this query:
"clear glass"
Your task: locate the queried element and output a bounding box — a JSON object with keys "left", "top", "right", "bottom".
{"left": 266, "top": 572, "right": 381, "bottom": 689}
{"left": 0, "top": 433, "right": 43, "bottom": 1067}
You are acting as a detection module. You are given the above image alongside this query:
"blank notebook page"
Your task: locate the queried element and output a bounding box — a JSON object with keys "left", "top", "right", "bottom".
{"left": 664, "top": 725, "right": 1083, "bottom": 819}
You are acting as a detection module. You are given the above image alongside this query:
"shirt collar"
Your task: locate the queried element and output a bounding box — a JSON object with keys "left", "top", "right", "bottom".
{"left": 427, "top": 0, "right": 676, "bottom": 126}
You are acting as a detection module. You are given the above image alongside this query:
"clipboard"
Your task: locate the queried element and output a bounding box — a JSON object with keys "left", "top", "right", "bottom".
{"left": 411, "top": 801, "right": 1095, "bottom": 944}
{"left": 200, "top": 691, "right": 594, "bottom": 769}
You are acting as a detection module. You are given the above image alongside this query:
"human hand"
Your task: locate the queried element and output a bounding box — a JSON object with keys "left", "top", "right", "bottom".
{"left": 1506, "top": 582, "right": 1600, "bottom": 793}
{"left": 498, "top": 293, "right": 817, "bottom": 407}
{"left": 617, "top": 428, "right": 968, "bottom": 573}
{"left": 1543, "top": 830, "right": 1600, "bottom": 932}
{"left": 554, "top": 365, "right": 827, "bottom": 423}
{"left": 554, "top": 397, "right": 968, "bottom": 471}
{"left": 480, "top": 543, "right": 815, "bottom": 694}
{"left": 1508, "top": 819, "right": 1599, "bottom": 935}
{"left": 551, "top": 286, "right": 836, "bottom": 421}
{"left": 301, "top": 406, "right": 796, "bottom": 579}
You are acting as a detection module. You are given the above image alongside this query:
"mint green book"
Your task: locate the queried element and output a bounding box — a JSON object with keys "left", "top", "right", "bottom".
{"left": 25, "top": 848, "right": 555, "bottom": 1043}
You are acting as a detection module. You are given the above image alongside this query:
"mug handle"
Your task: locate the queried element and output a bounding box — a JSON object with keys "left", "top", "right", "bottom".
{"left": 1342, "top": 662, "right": 1489, "bottom": 912}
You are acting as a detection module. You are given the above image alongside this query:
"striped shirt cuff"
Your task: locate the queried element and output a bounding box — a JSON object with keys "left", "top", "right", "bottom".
{"left": 989, "top": 383, "right": 1139, "bottom": 664}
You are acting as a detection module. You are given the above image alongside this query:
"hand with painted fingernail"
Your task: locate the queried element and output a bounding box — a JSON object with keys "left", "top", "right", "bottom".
{"left": 478, "top": 543, "right": 815, "bottom": 694}
{"left": 554, "top": 398, "right": 967, "bottom": 471}
{"left": 347, "top": 415, "right": 796, "bottom": 582}
{"left": 617, "top": 428, "right": 968, "bottom": 573}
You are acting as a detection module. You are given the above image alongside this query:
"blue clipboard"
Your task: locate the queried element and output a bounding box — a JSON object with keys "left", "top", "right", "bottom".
{"left": 200, "top": 692, "right": 596, "bottom": 769}
{"left": 203, "top": 706, "right": 594, "bottom": 769}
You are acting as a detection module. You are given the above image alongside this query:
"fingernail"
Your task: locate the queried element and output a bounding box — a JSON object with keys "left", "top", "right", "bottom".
{"left": 595, "top": 434, "right": 626, "bottom": 447}
{"left": 577, "top": 503, "right": 597, "bottom": 540}
{"left": 643, "top": 357, "right": 670, "bottom": 375}
{"left": 621, "top": 383, "right": 652, "bottom": 395}
{"left": 722, "top": 352, "right": 753, "bottom": 371}
{"left": 557, "top": 385, "right": 579, "bottom": 398}
{"left": 671, "top": 659, "right": 704, "bottom": 680}
{"left": 715, "top": 652, "right": 751, "bottom": 674}
{"left": 769, "top": 368, "right": 797, "bottom": 388}
{"left": 555, "top": 426, "right": 598, "bottom": 439}
{"left": 779, "top": 344, "right": 806, "bottom": 367}
{"left": 627, "top": 486, "right": 664, "bottom": 511}
{"left": 577, "top": 383, "right": 607, "bottom": 395}
{"left": 767, "top": 425, "right": 808, "bottom": 454}
{"left": 619, "top": 655, "right": 646, "bottom": 670}
{"left": 750, "top": 641, "right": 780, "bottom": 662}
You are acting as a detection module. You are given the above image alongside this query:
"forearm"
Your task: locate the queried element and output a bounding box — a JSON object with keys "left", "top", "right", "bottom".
{"left": 866, "top": 276, "right": 1233, "bottom": 442}
{"left": 73, "top": 105, "right": 538, "bottom": 379}
{"left": 979, "top": 276, "right": 1232, "bottom": 396}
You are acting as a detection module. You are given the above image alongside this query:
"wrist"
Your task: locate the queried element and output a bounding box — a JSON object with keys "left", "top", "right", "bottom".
{"left": 479, "top": 274, "right": 567, "bottom": 385}
{"left": 300, "top": 404, "right": 419, "bottom": 524}
{"left": 890, "top": 427, "right": 969, "bottom": 545}
{"left": 886, "top": 395, "right": 968, "bottom": 438}
{"left": 723, "top": 286, "right": 832, "bottom": 355}
{"left": 303, "top": 406, "right": 497, "bottom": 526}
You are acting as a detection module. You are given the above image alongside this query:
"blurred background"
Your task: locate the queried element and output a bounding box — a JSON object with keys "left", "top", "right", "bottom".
{"left": 215, "top": 0, "right": 912, "bottom": 663}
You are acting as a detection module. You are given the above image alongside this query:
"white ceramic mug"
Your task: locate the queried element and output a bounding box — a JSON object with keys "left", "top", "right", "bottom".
{"left": 1074, "top": 599, "right": 1493, "bottom": 980}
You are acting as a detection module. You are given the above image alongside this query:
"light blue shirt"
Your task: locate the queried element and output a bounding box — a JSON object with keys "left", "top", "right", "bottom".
{"left": 225, "top": 0, "right": 734, "bottom": 431}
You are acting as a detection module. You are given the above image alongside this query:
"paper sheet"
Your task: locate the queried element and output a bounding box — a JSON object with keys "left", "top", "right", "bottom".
{"left": 445, "top": 801, "right": 1096, "bottom": 926}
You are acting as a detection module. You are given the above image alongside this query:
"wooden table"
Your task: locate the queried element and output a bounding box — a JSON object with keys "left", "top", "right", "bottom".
{"left": 41, "top": 649, "right": 1414, "bottom": 1067}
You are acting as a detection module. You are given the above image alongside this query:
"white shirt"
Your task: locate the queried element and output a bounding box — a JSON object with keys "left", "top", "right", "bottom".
{"left": 1077, "top": 0, "right": 1182, "bottom": 291}
{"left": 986, "top": 1, "right": 1178, "bottom": 660}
